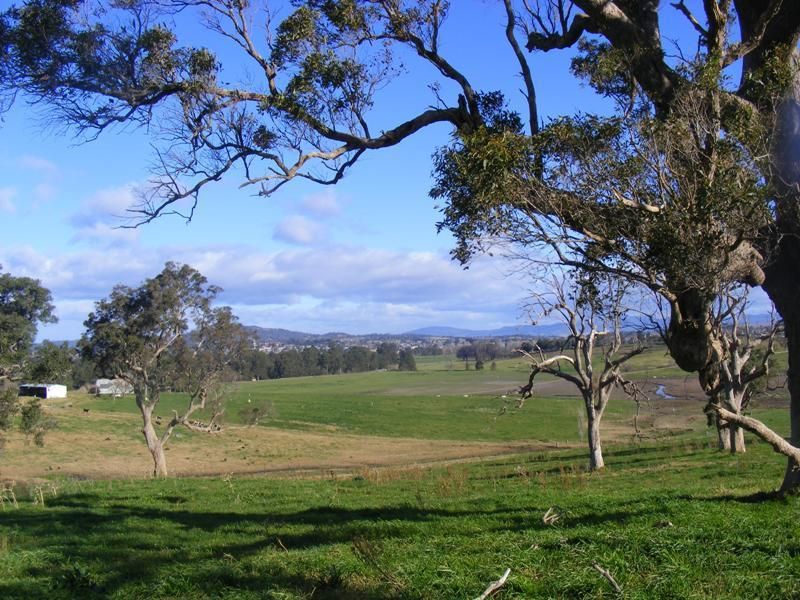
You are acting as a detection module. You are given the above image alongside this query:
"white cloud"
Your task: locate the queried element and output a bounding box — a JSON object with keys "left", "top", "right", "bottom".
{"left": 0, "top": 188, "right": 16, "bottom": 213}
{"left": 17, "top": 155, "right": 59, "bottom": 176}
{"left": 1, "top": 242, "right": 530, "bottom": 339}
{"left": 69, "top": 183, "right": 140, "bottom": 244}
{"left": 273, "top": 215, "right": 327, "bottom": 245}
{"left": 300, "top": 190, "right": 342, "bottom": 218}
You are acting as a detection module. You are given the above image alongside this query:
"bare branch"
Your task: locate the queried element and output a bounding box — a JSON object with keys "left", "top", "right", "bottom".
{"left": 474, "top": 568, "right": 511, "bottom": 600}
{"left": 671, "top": 1, "right": 709, "bottom": 39}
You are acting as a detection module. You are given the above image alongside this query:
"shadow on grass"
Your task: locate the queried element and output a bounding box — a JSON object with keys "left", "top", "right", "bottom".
{"left": 675, "top": 489, "right": 789, "bottom": 504}
{"left": 0, "top": 487, "right": 670, "bottom": 600}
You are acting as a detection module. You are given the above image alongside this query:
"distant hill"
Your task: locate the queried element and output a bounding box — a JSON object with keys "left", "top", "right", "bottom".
{"left": 404, "top": 324, "right": 567, "bottom": 338}
{"left": 244, "top": 327, "right": 324, "bottom": 344}
{"left": 244, "top": 323, "right": 568, "bottom": 344}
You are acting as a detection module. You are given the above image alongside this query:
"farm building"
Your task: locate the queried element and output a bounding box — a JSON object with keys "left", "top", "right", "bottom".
{"left": 94, "top": 378, "right": 133, "bottom": 396}
{"left": 18, "top": 384, "right": 68, "bottom": 399}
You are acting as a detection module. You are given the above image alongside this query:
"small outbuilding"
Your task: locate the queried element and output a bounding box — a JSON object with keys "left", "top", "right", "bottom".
{"left": 94, "top": 378, "right": 133, "bottom": 396}
{"left": 18, "top": 383, "right": 68, "bottom": 399}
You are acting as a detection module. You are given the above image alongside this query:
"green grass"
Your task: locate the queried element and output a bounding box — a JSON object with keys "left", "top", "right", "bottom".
{"left": 73, "top": 376, "right": 629, "bottom": 444}
{"left": 2, "top": 346, "right": 795, "bottom": 598}
{"left": 67, "top": 354, "right": 672, "bottom": 443}
{"left": 0, "top": 439, "right": 798, "bottom": 599}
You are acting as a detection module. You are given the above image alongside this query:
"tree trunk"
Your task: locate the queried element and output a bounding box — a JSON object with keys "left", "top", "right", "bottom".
{"left": 665, "top": 289, "right": 719, "bottom": 375}
{"left": 730, "top": 425, "right": 746, "bottom": 454}
{"left": 762, "top": 66, "right": 800, "bottom": 493}
{"left": 717, "top": 416, "right": 731, "bottom": 451}
{"left": 779, "top": 315, "right": 800, "bottom": 493}
{"left": 723, "top": 388, "right": 747, "bottom": 454}
{"left": 136, "top": 392, "right": 168, "bottom": 477}
{"left": 586, "top": 401, "right": 604, "bottom": 471}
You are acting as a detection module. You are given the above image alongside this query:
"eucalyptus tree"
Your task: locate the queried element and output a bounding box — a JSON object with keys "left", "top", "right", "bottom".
{"left": 80, "top": 262, "right": 239, "bottom": 477}
{"left": 0, "top": 266, "right": 56, "bottom": 381}
{"left": 434, "top": 83, "right": 774, "bottom": 452}
{"left": 2, "top": 0, "right": 800, "bottom": 489}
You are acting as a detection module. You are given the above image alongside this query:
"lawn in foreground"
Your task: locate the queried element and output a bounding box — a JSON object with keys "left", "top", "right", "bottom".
{"left": 1, "top": 439, "right": 798, "bottom": 599}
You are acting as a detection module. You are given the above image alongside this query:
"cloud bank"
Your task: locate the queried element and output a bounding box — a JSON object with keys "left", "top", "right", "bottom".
{"left": 1, "top": 242, "right": 528, "bottom": 340}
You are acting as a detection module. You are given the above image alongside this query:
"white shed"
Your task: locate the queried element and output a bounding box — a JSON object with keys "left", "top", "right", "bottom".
{"left": 94, "top": 378, "right": 133, "bottom": 396}
{"left": 18, "top": 383, "right": 68, "bottom": 399}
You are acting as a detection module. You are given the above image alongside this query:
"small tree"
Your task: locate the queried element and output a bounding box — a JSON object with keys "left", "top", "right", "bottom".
{"left": 19, "top": 398, "right": 56, "bottom": 447}
{"left": 81, "top": 262, "right": 228, "bottom": 477}
{"left": 0, "top": 267, "right": 57, "bottom": 452}
{"left": 456, "top": 345, "right": 475, "bottom": 369}
{"left": 398, "top": 349, "right": 417, "bottom": 372}
{"left": 518, "top": 272, "right": 644, "bottom": 471}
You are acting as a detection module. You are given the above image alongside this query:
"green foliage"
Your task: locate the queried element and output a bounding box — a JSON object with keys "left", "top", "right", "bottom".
{"left": 0, "top": 387, "right": 18, "bottom": 432}
{"left": 571, "top": 39, "right": 635, "bottom": 102}
{"left": 58, "top": 561, "right": 102, "bottom": 594}
{"left": 25, "top": 341, "right": 73, "bottom": 385}
{"left": 80, "top": 262, "right": 220, "bottom": 406}
{"left": 19, "top": 398, "right": 55, "bottom": 447}
{"left": 432, "top": 124, "right": 533, "bottom": 264}
{"left": 0, "top": 267, "right": 56, "bottom": 378}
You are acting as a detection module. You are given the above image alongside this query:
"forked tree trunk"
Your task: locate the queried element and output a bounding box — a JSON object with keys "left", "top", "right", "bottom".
{"left": 586, "top": 398, "right": 605, "bottom": 471}
{"left": 136, "top": 392, "right": 168, "bottom": 477}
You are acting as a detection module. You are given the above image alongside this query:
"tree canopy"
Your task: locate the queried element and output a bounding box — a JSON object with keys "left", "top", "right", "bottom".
{"left": 80, "top": 261, "right": 237, "bottom": 476}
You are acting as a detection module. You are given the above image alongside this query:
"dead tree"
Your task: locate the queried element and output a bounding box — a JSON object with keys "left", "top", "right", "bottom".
{"left": 518, "top": 272, "right": 644, "bottom": 470}
{"left": 705, "top": 285, "right": 780, "bottom": 454}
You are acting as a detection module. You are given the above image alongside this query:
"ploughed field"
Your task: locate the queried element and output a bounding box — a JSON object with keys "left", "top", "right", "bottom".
{"left": 0, "top": 350, "right": 797, "bottom": 598}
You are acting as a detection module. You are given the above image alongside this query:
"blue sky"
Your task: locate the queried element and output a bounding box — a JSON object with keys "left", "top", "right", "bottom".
{"left": 0, "top": 1, "right": 771, "bottom": 340}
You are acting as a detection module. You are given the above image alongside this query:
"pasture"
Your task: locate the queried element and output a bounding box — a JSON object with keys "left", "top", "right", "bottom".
{"left": 0, "top": 349, "right": 797, "bottom": 598}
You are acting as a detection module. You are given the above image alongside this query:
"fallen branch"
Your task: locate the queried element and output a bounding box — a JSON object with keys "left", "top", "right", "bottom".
{"left": 592, "top": 562, "right": 622, "bottom": 595}
{"left": 711, "top": 406, "right": 800, "bottom": 465}
{"left": 542, "top": 506, "right": 561, "bottom": 526}
{"left": 474, "top": 568, "right": 511, "bottom": 600}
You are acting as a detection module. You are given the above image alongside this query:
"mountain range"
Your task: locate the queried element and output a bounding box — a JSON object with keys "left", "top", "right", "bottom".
{"left": 245, "top": 323, "right": 568, "bottom": 344}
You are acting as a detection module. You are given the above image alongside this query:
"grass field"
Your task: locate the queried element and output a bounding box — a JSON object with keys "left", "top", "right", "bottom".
{"left": 1, "top": 441, "right": 798, "bottom": 598}
{"left": 0, "top": 349, "right": 797, "bottom": 598}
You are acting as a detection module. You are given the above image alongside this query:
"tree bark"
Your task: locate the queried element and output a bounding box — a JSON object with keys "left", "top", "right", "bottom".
{"left": 717, "top": 415, "right": 732, "bottom": 451}
{"left": 587, "top": 400, "right": 605, "bottom": 470}
{"left": 730, "top": 425, "right": 746, "bottom": 454}
{"left": 136, "top": 392, "right": 168, "bottom": 477}
{"left": 714, "top": 406, "right": 800, "bottom": 475}
{"left": 777, "top": 314, "right": 800, "bottom": 492}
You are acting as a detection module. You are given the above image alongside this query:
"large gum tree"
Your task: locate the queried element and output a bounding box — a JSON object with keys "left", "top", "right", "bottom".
{"left": 2, "top": 1, "right": 799, "bottom": 490}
